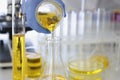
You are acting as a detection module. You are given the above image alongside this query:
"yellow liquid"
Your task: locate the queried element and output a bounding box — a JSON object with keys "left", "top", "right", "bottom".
{"left": 26, "top": 53, "right": 43, "bottom": 78}
{"left": 90, "top": 54, "right": 109, "bottom": 69}
{"left": 68, "top": 60, "right": 103, "bottom": 80}
{"left": 36, "top": 12, "right": 61, "bottom": 32}
{"left": 41, "top": 74, "right": 66, "bottom": 80}
{"left": 12, "top": 34, "right": 25, "bottom": 80}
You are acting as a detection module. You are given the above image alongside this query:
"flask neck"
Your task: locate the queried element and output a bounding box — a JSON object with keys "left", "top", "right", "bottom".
{"left": 43, "top": 37, "right": 66, "bottom": 78}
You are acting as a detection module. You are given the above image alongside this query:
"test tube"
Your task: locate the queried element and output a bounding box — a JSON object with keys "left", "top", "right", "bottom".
{"left": 12, "top": 0, "right": 25, "bottom": 80}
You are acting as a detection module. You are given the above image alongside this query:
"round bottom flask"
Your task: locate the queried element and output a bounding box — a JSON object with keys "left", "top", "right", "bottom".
{"left": 35, "top": 0, "right": 64, "bottom": 33}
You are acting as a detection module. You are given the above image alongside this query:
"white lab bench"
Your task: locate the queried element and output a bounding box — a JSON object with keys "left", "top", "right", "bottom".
{"left": 0, "top": 68, "right": 12, "bottom": 80}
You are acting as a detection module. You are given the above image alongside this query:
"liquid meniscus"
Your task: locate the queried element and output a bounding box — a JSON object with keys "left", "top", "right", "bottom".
{"left": 36, "top": 12, "right": 61, "bottom": 32}
{"left": 26, "top": 53, "right": 43, "bottom": 78}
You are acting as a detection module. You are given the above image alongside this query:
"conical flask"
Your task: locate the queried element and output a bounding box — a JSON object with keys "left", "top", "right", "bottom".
{"left": 41, "top": 37, "right": 66, "bottom": 80}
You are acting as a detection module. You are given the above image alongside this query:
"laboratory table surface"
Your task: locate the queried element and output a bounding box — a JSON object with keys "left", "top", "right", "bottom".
{"left": 0, "top": 67, "right": 120, "bottom": 80}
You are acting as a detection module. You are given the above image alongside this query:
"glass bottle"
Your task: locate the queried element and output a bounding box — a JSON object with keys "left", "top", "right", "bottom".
{"left": 12, "top": 0, "right": 25, "bottom": 80}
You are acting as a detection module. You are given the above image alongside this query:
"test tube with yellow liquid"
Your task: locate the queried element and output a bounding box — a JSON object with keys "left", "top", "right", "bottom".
{"left": 12, "top": 0, "right": 25, "bottom": 80}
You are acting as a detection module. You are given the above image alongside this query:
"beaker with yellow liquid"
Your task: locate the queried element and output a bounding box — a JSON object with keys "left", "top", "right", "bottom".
{"left": 35, "top": 0, "right": 64, "bottom": 33}
{"left": 36, "top": 11, "right": 61, "bottom": 32}
{"left": 25, "top": 47, "right": 45, "bottom": 79}
{"left": 67, "top": 57, "right": 104, "bottom": 80}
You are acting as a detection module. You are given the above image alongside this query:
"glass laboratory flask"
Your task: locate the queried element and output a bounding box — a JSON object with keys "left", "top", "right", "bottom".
{"left": 40, "top": 37, "right": 66, "bottom": 80}
{"left": 35, "top": 0, "right": 66, "bottom": 80}
{"left": 35, "top": 0, "right": 64, "bottom": 33}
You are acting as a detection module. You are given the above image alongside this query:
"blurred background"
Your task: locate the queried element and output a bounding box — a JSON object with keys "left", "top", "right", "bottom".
{"left": 0, "top": 0, "right": 120, "bottom": 80}
{"left": 0, "top": 0, "right": 120, "bottom": 68}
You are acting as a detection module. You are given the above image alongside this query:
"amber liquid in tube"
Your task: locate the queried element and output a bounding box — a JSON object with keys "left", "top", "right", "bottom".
{"left": 12, "top": 34, "right": 25, "bottom": 80}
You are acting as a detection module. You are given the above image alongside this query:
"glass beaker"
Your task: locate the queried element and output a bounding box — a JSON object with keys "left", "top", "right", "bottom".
{"left": 25, "top": 46, "right": 45, "bottom": 80}
{"left": 67, "top": 57, "right": 104, "bottom": 80}
{"left": 40, "top": 37, "right": 66, "bottom": 80}
{"left": 24, "top": 0, "right": 65, "bottom": 33}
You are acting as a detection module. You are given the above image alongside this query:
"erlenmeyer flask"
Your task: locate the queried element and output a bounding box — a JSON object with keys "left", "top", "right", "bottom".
{"left": 40, "top": 37, "right": 66, "bottom": 80}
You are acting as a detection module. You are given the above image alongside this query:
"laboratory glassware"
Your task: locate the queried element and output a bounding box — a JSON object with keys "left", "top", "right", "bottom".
{"left": 25, "top": 46, "right": 45, "bottom": 80}
{"left": 12, "top": 0, "right": 26, "bottom": 80}
{"left": 60, "top": 8, "right": 119, "bottom": 80}
{"left": 35, "top": 0, "right": 64, "bottom": 34}
{"left": 40, "top": 37, "right": 66, "bottom": 80}
{"left": 35, "top": 0, "right": 66, "bottom": 80}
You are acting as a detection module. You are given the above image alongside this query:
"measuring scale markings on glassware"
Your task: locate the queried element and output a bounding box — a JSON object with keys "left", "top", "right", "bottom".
{"left": 68, "top": 59, "right": 104, "bottom": 80}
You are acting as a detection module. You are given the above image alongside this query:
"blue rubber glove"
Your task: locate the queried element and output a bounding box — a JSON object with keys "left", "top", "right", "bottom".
{"left": 22, "top": 0, "right": 66, "bottom": 34}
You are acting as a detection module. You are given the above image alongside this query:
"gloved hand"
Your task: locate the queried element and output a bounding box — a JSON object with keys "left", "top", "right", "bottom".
{"left": 22, "top": 0, "right": 66, "bottom": 34}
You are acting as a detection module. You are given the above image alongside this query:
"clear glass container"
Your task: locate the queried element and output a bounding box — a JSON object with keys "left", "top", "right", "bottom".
{"left": 40, "top": 37, "right": 66, "bottom": 80}
{"left": 35, "top": 0, "right": 66, "bottom": 80}
{"left": 67, "top": 57, "right": 104, "bottom": 80}
{"left": 35, "top": 0, "right": 64, "bottom": 33}
{"left": 25, "top": 46, "right": 45, "bottom": 80}
{"left": 60, "top": 8, "right": 119, "bottom": 80}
